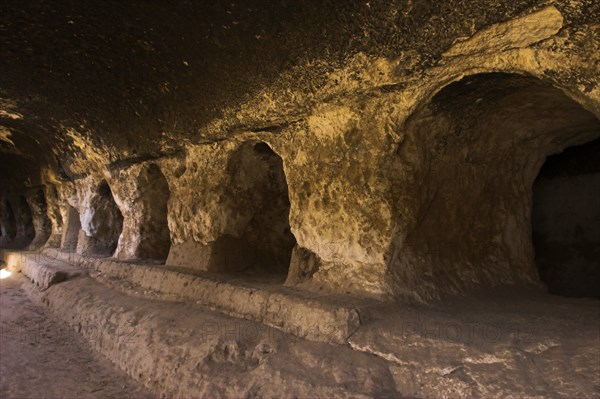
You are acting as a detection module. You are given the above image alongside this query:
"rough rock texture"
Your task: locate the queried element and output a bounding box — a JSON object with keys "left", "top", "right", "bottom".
{"left": 76, "top": 180, "right": 124, "bottom": 256}
{"left": 133, "top": 163, "right": 171, "bottom": 261}
{"left": 43, "top": 184, "right": 63, "bottom": 248}
{"left": 1, "top": 2, "right": 600, "bottom": 395}
{"left": 1, "top": 1, "right": 599, "bottom": 301}
{"left": 26, "top": 189, "right": 52, "bottom": 249}
{"left": 5, "top": 250, "right": 366, "bottom": 344}
{"left": 2, "top": 0, "right": 600, "bottom": 301}
{"left": 387, "top": 72, "right": 600, "bottom": 300}
{"left": 61, "top": 206, "right": 81, "bottom": 251}
{"left": 166, "top": 141, "right": 296, "bottom": 274}
{"left": 7, "top": 251, "right": 85, "bottom": 290}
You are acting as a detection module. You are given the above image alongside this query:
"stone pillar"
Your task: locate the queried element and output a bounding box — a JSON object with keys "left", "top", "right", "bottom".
{"left": 277, "top": 105, "right": 397, "bottom": 299}
{"left": 110, "top": 163, "right": 172, "bottom": 262}
{"left": 43, "top": 184, "right": 64, "bottom": 248}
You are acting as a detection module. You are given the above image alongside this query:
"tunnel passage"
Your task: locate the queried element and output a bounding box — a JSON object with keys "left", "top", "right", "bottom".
{"left": 61, "top": 206, "right": 81, "bottom": 252}
{"left": 136, "top": 164, "right": 171, "bottom": 262}
{"left": 78, "top": 180, "right": 123, "bottom": 256}
{"left": 392, "top": 72, "right": 600, "bottom": 299}
{"left": 208, "top": 142, "right": 296, "bottom": 277}
{"left": 532, "top": 138, "right": 600, "bottom": 298}
{"left": 1, "top": 200, "right": 17, "bottom": 242}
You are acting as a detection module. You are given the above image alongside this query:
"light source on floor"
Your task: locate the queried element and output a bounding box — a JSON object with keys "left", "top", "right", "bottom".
{"left": 0, "top": 268, "right": 12, "bottom": 279}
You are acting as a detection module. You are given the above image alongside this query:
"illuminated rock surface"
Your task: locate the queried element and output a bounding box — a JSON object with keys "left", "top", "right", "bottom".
{"left": 1, "top": 1, "right": 599, "bottom": 397}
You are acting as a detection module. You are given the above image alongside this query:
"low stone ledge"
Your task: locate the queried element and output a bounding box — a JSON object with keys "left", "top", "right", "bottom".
{"left": 41, "top": 249, "right": 373, "bottom": 344}
{"left": 22, "top": 261, "right": 69, "bottom": 290}
{"left": 20, "top": 273, "right": 395, "bottom": 398}
{"left": 15, "top": 265, "right": 599, "bottom": 398}
{"left": 2, "top": 250, "right": 85, "bottom": 290}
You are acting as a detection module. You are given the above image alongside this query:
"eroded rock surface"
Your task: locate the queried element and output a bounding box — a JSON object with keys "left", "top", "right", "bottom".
{"left": 2, "top": 1, "right": 599, "bottom": 301}
{"left": 1, "top": 1, "right": 599, "bottom": 396}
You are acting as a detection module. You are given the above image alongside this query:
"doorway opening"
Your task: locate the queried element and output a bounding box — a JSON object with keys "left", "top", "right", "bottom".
{"left": 532, "top": 138, "right": 600, "bottom": 298}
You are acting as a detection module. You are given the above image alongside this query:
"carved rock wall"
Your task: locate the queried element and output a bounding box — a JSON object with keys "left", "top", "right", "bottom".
{"left": 1, "top": 3, "right": 599, "bottom": 301}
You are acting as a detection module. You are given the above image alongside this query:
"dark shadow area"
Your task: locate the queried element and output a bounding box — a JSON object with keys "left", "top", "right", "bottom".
{"left": 31, "top": 189, "right": 52, "bottom": 246}
{"left": 136, "top": 163, "right": 171, "bottom": 262}
{"left": 532, "top": 138, "right": 600, "bottom": 298}
{"left": 1, "top": 200, "right": 18, "bottom": 242}
{"left": 208, "top": 142, "right": 296, "bottom": 277}
{"left": 17, "top": 196, "right": 35, "bottom": 246}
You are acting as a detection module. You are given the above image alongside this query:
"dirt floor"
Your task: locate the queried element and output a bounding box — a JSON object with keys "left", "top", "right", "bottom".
{"left": 0, "top": 273, "right": 154, "bottom": 399}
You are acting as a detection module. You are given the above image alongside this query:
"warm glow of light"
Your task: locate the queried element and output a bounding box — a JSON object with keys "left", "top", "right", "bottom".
{"left": 6, "top": 253, "right": 19, "bottom": 270}
{"left": 0, "top": 269, "right": 12, "bottom": 279}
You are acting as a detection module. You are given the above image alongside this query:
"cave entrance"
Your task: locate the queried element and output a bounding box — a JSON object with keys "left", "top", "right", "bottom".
{"left": 209, "top": 142, "right": 296, "bottom": 279}
{"left": 532, "top": 138, "right": 600, "bottom": 298}
{"left": 17, "top": 196, "right": 35, "bottom": 246}
{"left": 79, "top": 180, "right": 123, "bottom": 256}
{"left": 136, "top": 164, "right": 171, "bottom": 262}
{"left": 61, "top": 206, "right": 81, "bottom": 252}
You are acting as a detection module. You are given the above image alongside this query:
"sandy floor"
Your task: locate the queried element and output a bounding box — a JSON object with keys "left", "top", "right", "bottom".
{"left": 0, "top": 273, "right": 154, "bottom": 399}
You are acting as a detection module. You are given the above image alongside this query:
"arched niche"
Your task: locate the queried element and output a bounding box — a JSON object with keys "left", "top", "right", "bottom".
{"left": 78, "top": 180, "right": 123, "bottom": 256}
{"left": 208, "top": 141, "right": 297, "bottom": 278}
{"left": 390, "top": 72, "right": 600, "bottom": 299}
{"left": 135, "top": 163, "right": 171, "bottom": 262}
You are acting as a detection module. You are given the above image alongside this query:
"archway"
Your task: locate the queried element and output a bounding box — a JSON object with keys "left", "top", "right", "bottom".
{"left": 532, "top": 138, "right": 600, "bottom": 298}
{"left": 208, "top": 141, "right": 296, "bottom": 277}
{"left": 391, "top": 72, "right": 600, "bottom": 300}
{"left": 78, "top": 180, "right": 123, "bottom": 256}
{"left": 136, "top": 164, "right": 171, "bottom": 262}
